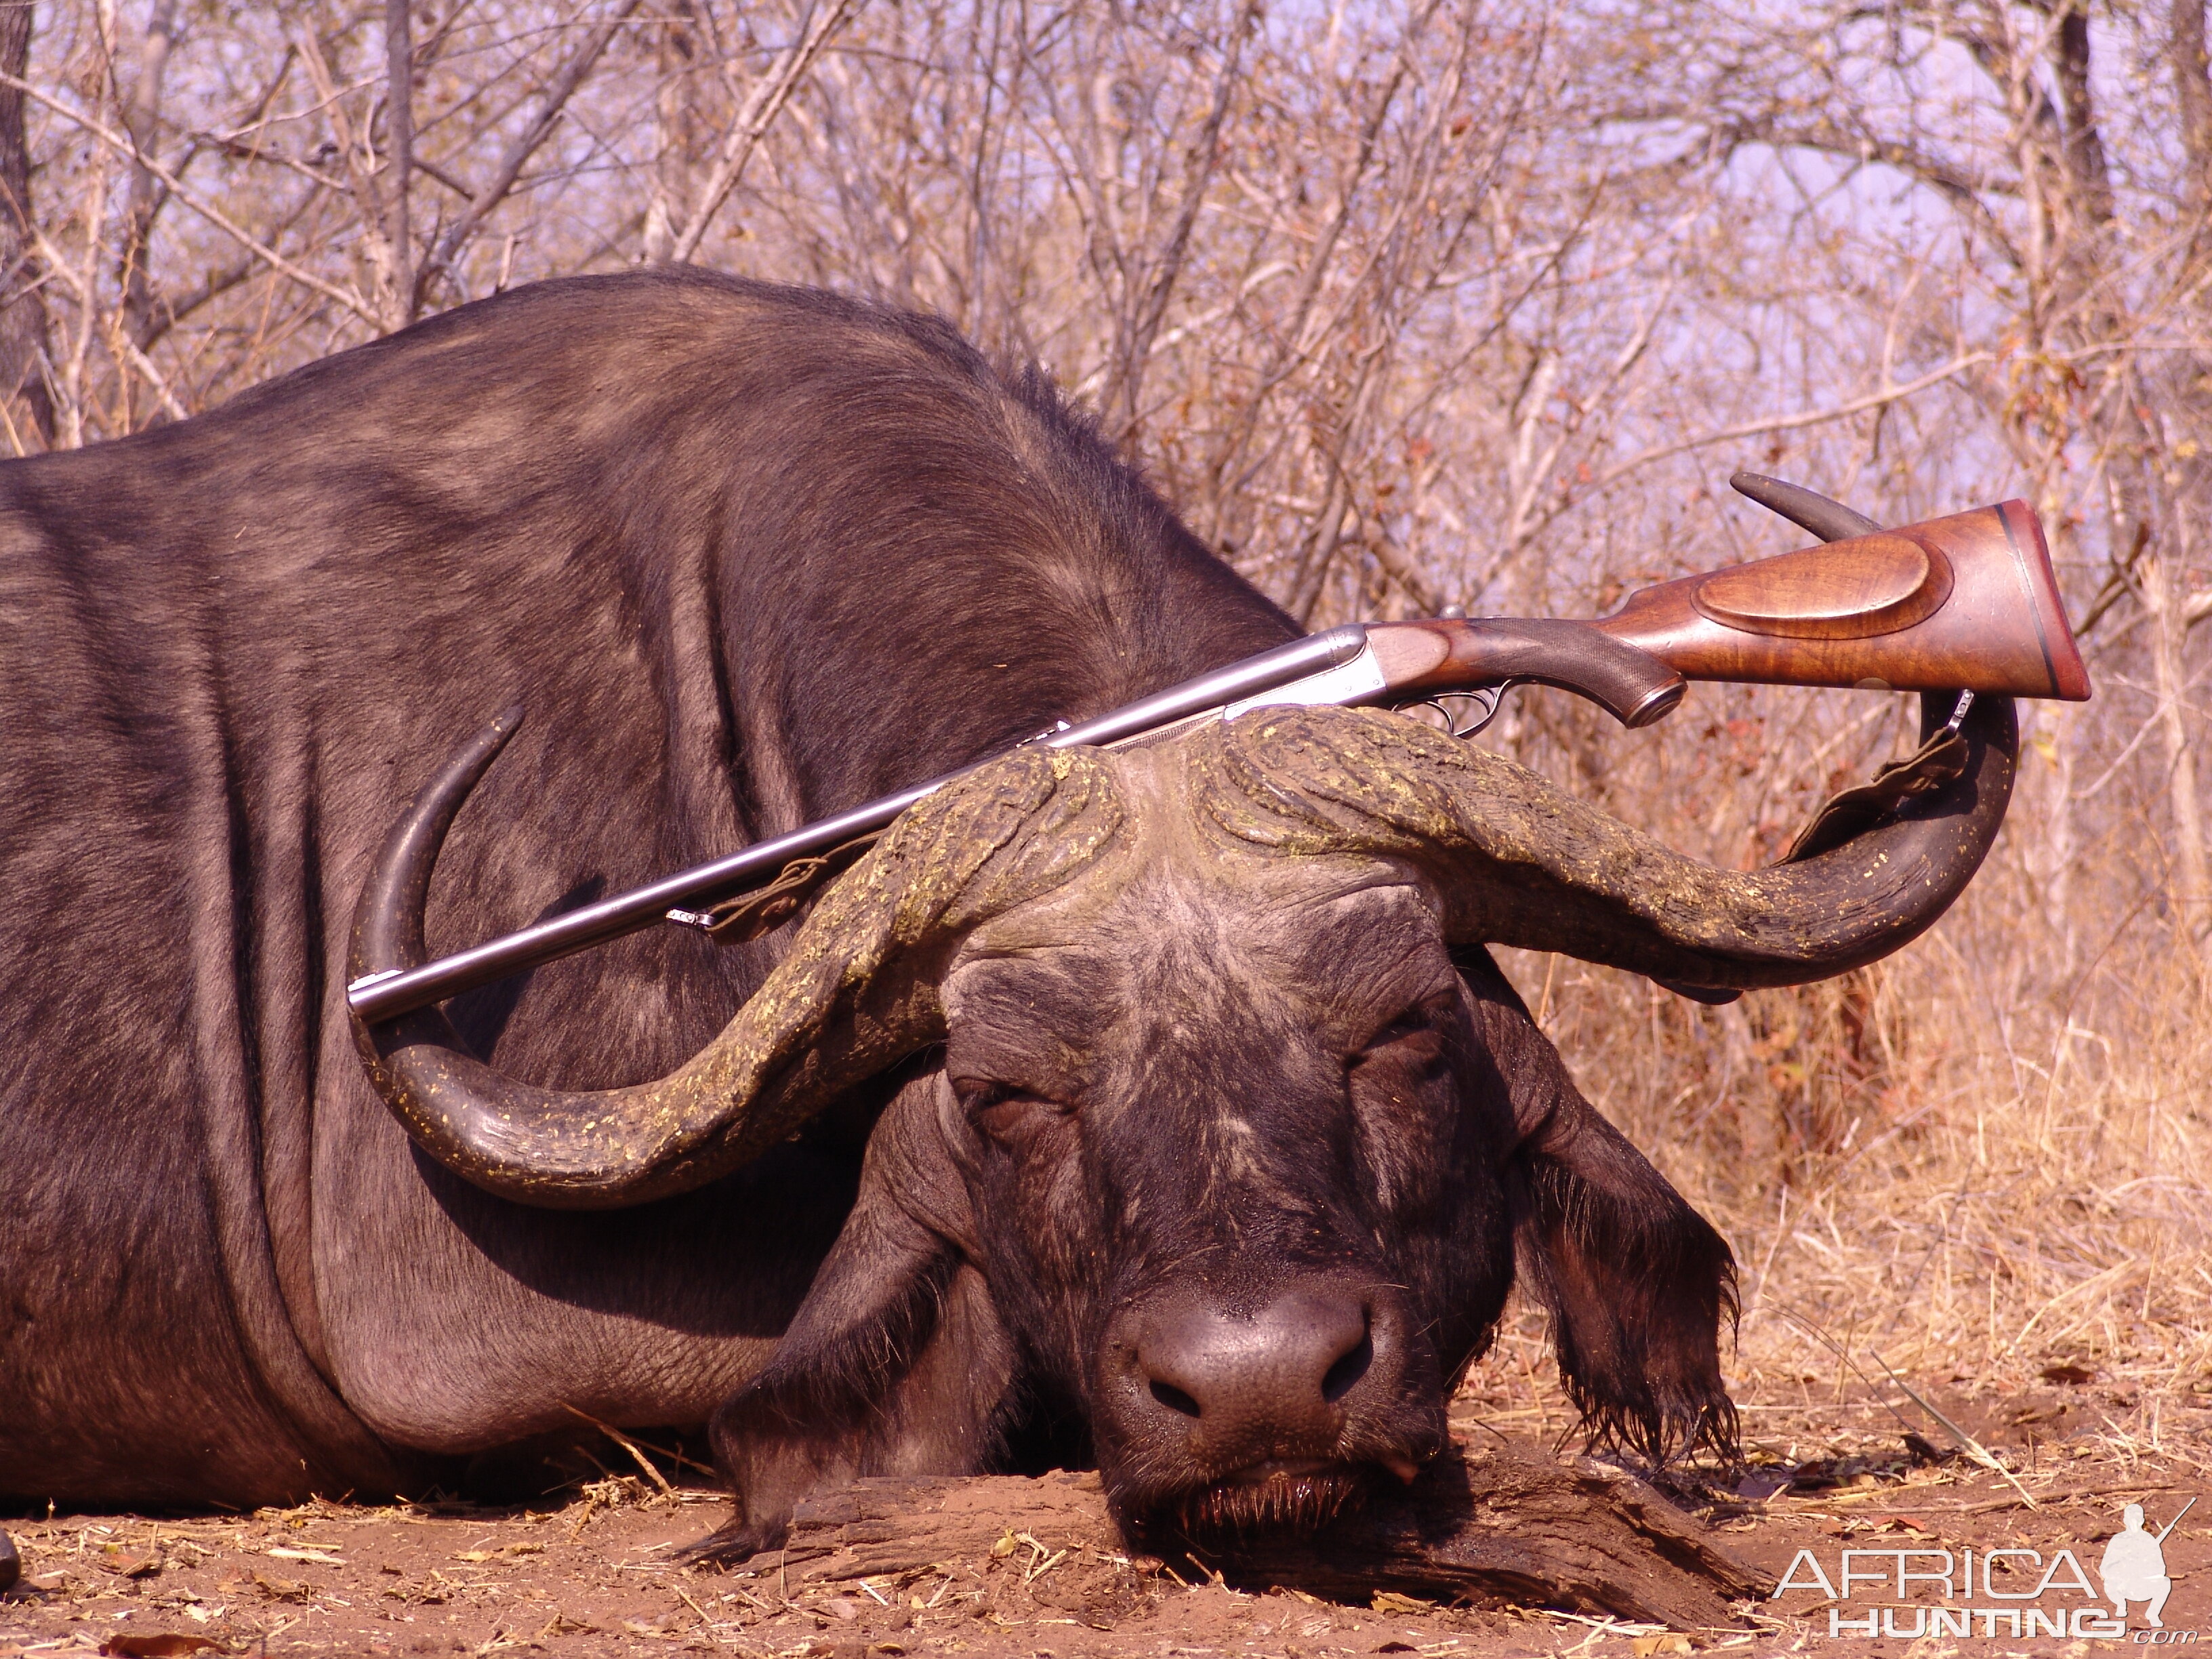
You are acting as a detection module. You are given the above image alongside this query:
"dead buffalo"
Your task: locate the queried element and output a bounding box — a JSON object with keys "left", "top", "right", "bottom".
{"left": 0, "top": 269, "right": 2012, "bottom": 1552}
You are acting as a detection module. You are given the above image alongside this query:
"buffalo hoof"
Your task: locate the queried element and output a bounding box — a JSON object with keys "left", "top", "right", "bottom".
{"left": 0, "top": 1527, "right": 19, "bottom": 1594}
{"left": 675, "top": 1516, "right": 785, "bottom": 1567}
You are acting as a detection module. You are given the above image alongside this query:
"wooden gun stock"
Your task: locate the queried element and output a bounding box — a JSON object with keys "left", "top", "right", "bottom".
{"left": 1359, "top": 498, "right": 2090, "bottom": 727}
{"left": 1591, "top": 499, "right": 2089, "bottom": 699}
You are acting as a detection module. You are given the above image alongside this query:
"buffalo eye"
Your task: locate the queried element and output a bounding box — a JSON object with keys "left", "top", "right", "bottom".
{"left": 951, "top": 1078, "right": 1066, "bottom": 1143}
{"left": 1351, "top": 991, "right": 1455, "bottom": 1078}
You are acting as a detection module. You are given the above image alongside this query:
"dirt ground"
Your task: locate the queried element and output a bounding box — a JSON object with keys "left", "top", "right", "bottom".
{"left": 4, "top": 1371, "right": 2202, "bottom": 1659}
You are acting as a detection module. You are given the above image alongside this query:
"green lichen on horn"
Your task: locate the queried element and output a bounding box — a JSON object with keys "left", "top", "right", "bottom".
{"left": 369, "top": 743, "right": 1124, "bottom": 1208}
{"left": 1185, "top": 703, "right": 2009, "bottom": 990}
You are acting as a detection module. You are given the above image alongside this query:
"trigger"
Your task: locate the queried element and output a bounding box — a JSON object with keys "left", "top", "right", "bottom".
{"left": 1421, "top": 684, "right": 1507, "bottom": 737}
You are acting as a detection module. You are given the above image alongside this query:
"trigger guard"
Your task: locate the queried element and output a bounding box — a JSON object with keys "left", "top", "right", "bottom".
{"left": 1419, "top": 684, "right": 1510, "bottom": 738}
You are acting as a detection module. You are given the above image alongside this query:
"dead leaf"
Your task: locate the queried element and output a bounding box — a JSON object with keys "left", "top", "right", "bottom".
{"left": 1631, "top": 1637, "right": 1693, "bottom": 1656}
{"left": 1372, "top": 1591, "right": 1433, "bottom": 1615}
{"left": 1735, "top": 1469, "right": 1791, "bottom": 1500}
{"left": 448, "top": 1539, "right": 549, "bottom": 1565}
{"left": 2042, "top": 1361, "right": 2095, "bottom": 1386}
{"left": 266, "top": 1546, "right": 346, "bottom": 1565}
{"left": 99, "top": 1637, "right": 220, "bottom": 1658}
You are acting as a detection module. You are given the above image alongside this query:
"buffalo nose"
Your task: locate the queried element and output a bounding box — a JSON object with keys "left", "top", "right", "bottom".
{"left": 1130, "top": 1286, "right": 1376, "bottom": 1450}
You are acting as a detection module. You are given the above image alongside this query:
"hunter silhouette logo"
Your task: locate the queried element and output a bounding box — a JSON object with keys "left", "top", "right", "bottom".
{"left": 2104, "top": 1499, "right": 2193, "bottom": 1629}
{"left": 1773, "top": 1496, "right": 2197, "bottom": 1639}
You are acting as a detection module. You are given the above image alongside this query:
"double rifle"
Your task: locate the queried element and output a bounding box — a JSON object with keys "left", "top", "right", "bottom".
{"left": 347, "top": 475, "right": 2091, "bottom": 1027}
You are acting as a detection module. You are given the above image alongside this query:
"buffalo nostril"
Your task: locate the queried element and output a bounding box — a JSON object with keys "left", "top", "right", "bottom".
{"left": 1149, "top": 1380, "right": 1202, "bottom": 1418}
{"left": 1319, "top": 1330, "right": 1373, "bottom": 1404}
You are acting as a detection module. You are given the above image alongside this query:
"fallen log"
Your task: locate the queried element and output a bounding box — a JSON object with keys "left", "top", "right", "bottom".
{"left": 773, "top": 1448, "right": 1771, "bottom": 1630}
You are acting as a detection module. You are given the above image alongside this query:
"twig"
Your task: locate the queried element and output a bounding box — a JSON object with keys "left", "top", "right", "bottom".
{"left": 674, "top": 1585, "right": 729, "bottom": 1647}
{"left": 421, "top": 0, "right": 645, "bottom": 298}
{"left": 1101, "top": 0, "right": 1261, "bottom": 442}
{"left": 117, "top": 329, "right": 186, "bottom": 422}
{"left": 1360, "top": 527, "right": 1445, "bottom": 614}
{"left": 556, "top": 1401, "right": 716, "bottom": 1478}
{"left": 1790, "top": 1479, "right": 2186, "bottom": 1517}
{"left": 1772, "top": 1307, "right": 1923, "bottom": 1441}
{"left": 1870, "top": 1353, "right": 2038, "bottom": 1510}
{"left": 558, "top": 1403, "right": 674, "bottom": 1496}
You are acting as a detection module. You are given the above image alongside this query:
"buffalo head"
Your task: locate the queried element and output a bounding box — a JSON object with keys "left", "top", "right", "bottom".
{"left": 351, "top": 695, "right": 2013, "bottom": 1551}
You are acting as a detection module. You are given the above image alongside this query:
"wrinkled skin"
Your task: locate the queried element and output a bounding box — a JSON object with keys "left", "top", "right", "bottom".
{"left": 701, "top": 748, "right": 1736, "bottom": 1553}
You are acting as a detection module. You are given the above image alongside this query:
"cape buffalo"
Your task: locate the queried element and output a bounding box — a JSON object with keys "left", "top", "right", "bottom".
{"left": 0, "top": 270, "right": 2013, "bottom": 1551}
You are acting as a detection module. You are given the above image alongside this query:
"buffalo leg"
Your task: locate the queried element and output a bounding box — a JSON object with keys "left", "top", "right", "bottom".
{"left": 699, "top": 1075, "right": 1017, "bottom": 1558}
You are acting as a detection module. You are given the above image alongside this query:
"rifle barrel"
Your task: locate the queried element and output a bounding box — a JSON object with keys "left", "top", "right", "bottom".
{"left": 2157, "top": 1496, "right": 2196, "bottom": 1543}
{"left": 345, "top": 627, "right": 1368, "bottom": 1025}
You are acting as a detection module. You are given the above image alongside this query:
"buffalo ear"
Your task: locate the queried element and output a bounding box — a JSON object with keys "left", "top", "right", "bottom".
{"left": 1454, "top": 949, "right": 1740, "bottom": 1467}
{"left": 695, "top": 1071, "right": 1018, "bottom": 1560}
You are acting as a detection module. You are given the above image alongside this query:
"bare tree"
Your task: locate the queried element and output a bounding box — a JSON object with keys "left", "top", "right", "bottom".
{"left": 0, "top": 0, "right": 49, "bottom": 448}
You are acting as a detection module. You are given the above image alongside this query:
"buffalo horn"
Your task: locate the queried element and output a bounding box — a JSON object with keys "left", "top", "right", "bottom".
{"left": 1727, "top": 471, "right": 1881, "bottom": 542}
{"left": 1194, "top": 695, "right": 2013, "bottom": 992}
{"left": 349, "top": 721, "right": 1124, "bottom": 1208}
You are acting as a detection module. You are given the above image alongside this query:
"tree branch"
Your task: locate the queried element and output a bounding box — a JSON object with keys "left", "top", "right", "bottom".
{"left": 1540, "top": 351, "right": 1996, "bottom": 541}
{"left": 1101, "top": 0, "right": 1260, "bottom": 448}
{"left": 118, "top": 0, "right": 179, "bottom": 348}
{"left": 421, "top": 0, "right": 645, "bottom": 301}
{"left": 386, "top": 0, "right": 415, "bottom": 326}
{"left": 0, "top": 0, "right": 51, "bottom": 444}
{"left": 0, "top": 68, "right": 378, "bottom": 326}
{"left": 669, "top": 0, "right": 860, "bottom": 264}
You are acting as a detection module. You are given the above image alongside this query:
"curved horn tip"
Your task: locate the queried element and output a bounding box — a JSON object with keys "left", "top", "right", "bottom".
{"left": 350, "top": 707, "right": 529, "bottom": 990}
{"left": 1729, "top": 472, "right": 1882, "bottom": 543}
{"left": 470, "top": 703, "right": 527, "bottom": 761}
{"left": 404, "top": 708, "right": 528, "bottom": 798}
